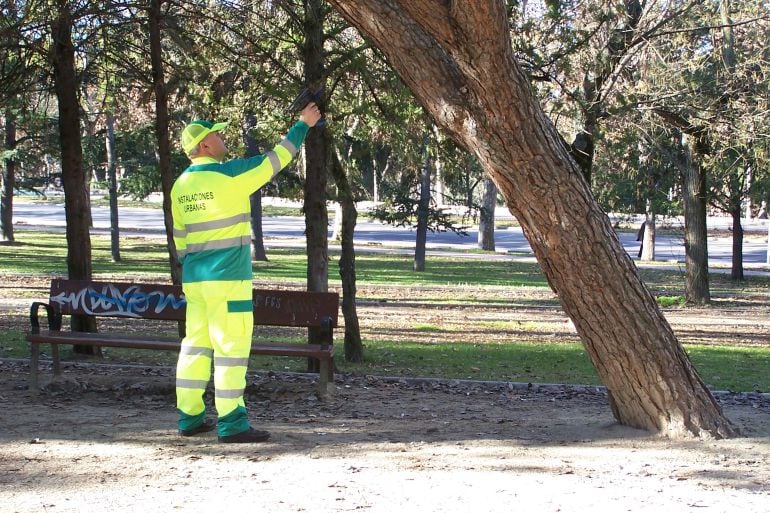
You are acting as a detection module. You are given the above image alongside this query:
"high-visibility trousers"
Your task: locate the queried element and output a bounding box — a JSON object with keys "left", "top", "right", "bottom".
{"left": 176, "top": 280, "right": 253, "bottom": 437}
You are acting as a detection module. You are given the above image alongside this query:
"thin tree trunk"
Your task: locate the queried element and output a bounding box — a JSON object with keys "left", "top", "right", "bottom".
{"left": 1, "top": 112, "right": 15, "bottom": 243}
{"left": 105, "top": 111, "right": 121, "bottom": 262}
{"left": 331, "top": 147, "right": 363, "bottom": 362}
{"left": 433, "top": 130, "right": 445, "bottom": 206}
{"left": 148, "top": 0, "right": 181, "bottom": 287}
{"left": 569, "top": 123, "right": 596, "bottom": 186}
{"left": 568, "top": 0, "right": 643, "bottom": 185}
{"left": 719, "top": 0, "right": 743, "bottom": 282}
{"left": 638, "top": 140, "right": 655, "bottom": 261}
{"left": 641, "top": 198, "right": 655, "bottom": 261}
{"left": 680, "top": 133, "right": 710, "bottom": 305}
{"left": 478, "top": 174, "right": 496, "bottom": 251}
{"left": 303, "top": 0, "right": 329, "bottom": 295}
{"left": 303, "top": 0, "right": 330, "bottom": 357}
{"left": 330, "top": 202, "right": 342, "bottom": 241}
{"left": 243, "top": 111, "right": 267, "bottom": 261}
{"left": 249, "top": 194, "right": 267, "bottom": 261}
{"left": 730, "top": 208, "right": 744, "bottom": 281}
{"left": 50, "top": 3, "right": 97, "bottom": 342}
{"left": 328, "top": 0, "right": 735, "bottom": 438}
{"left": 414, "top": 136, "right": 430, "bottom": 272}
{"left": 744, "top": 165, "right": 752, "bottom": 221}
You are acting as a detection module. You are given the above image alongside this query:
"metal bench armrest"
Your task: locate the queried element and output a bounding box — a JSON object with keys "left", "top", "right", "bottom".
{"left": 29, "top": 302, "right": 62, "bottom": 334}
{"left": 319, "top": 316, "right": 334, "bottom": 348}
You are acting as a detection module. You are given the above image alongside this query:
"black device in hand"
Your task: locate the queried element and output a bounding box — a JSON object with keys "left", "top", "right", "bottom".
{"left": 286, "top": 86, "right": 327, "bottom": 128}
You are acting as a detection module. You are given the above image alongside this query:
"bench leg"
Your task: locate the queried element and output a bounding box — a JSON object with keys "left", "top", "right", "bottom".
{"left": 317, "top": 358, "right": 334, "bottom": 400}
{"left": 30, "top": 343, "right": 39, "bottom": 391}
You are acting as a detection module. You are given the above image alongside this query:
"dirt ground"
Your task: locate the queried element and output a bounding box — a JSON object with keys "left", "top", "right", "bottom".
{"left": 1, "top": 272, "right": 769, "bottom": 512}
{"left": 1, "top": 361, "right": 768, "bottom": 513}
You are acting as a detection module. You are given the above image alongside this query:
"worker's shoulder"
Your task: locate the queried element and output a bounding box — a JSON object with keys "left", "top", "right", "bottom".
{"left": 219, "top": 154, "right": 269, "bottom": 177}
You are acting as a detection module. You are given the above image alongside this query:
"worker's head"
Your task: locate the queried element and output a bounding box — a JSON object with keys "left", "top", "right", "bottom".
{"left": 181, "top": 120, "right": 228, "bottom": 161}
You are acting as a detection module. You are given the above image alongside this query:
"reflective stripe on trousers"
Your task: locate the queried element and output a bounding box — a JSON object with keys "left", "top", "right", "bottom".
{"left": 176, "top": 280, "right": 253, "bottom": 436}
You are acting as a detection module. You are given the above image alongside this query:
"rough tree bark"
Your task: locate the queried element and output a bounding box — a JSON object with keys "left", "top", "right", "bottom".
{"left": 327, "top": 0, "right": 735, "bottom": 438}
{"left": 50, "top": 2, "right": 97, "bottom": 339}
{"left": 679, "top": 132, "right": 711, "bottom": 304}
{"left": 654, "top": 107, "right": 712, "bottom": 304}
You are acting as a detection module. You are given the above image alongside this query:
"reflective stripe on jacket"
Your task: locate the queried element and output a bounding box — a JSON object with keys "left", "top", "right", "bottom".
{"left": 171, "top": 121, "right": 309, "bottom": 283}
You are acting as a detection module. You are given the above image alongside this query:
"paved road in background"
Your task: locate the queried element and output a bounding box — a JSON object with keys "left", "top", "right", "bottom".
{"left": 10, "top": 202, "right": 770, "bottom": 270}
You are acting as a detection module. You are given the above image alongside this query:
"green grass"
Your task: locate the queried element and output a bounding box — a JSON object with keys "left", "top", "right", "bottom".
{"left": 0, "top": 231, "right": 552, "bottom": 288}
{"left": 0, "top": 232, "right": 171, "bottom": 276}
{"left": 3, "top": 229, "right": 770, "bottom": 392}
{"left": 4, "top": 331, "right": 767, "bottom": 392}
{"left": 684, "top": 345, "right": 770, "bottom": 392}
{"left": 255, "top": 248, "right": 550, "bottom": 287}
{"left": 336, "top": 340, "right": 770, "bottom": 392}
{"left": 657, "top": 295, "right": 687, "bottom": 308}
{"left": 342, "top": 340, "right": 599, "bottom": 384}
{"left": 639, "top": 266, "right": 770, "bottom": 299}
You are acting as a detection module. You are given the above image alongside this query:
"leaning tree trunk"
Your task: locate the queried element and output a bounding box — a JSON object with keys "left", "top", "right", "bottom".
{"left": 327, "top": 0, "right": 735, "bottom": 438}
{"left": 51, "top": 4, "right": 97, "bottom": 341}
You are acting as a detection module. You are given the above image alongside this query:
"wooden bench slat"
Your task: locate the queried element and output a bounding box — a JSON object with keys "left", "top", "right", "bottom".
{"left": 28, "top": 331, "right": 334, "bottom": 358}
{"left": 27, "top": 331, "right": 181, "bottom": 351}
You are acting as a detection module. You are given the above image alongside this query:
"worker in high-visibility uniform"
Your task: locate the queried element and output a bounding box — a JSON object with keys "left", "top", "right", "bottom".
{"left": 172, "top": 103, "right": 321, "bottom": 443}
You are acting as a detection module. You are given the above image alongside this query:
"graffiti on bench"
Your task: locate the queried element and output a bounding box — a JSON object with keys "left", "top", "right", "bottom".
{"left": 253, "top": 291, "right": 331, "bottom": 325}
{"left": 254, "top": 293, "right": 282, "bottom": 310}
{"left": 51, "top": 284, "right": 186, "bottom": 318}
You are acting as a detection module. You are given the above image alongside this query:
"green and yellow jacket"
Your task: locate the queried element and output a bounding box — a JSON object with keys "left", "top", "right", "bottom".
{"left": 171, "top": 121, "right": 309, "bottom": 283}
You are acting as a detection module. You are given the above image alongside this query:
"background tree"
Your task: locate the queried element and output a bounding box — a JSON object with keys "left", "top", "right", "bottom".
{"left": 1, "top": 2, "right": 22, "bottom": 244}
{"left": 705, "top": 0, "right": 770, "bottom": 280}
{"left": 147, "top": 0, "right": 181, "bottom": 285}
{"left": 478, "top": 175, "right": 498, "bottom": 252}
{"left": 1, "top": 110, "right": 17, "bottom": 243}
{"left": 510, "top": 0, "right": 697, "bottom": 186}
{"left": 640, "top": 0, "right": 769, "bottom": 297}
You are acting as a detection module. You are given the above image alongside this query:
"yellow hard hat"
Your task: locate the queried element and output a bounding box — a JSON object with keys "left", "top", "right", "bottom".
{"left": 181, "top": 120, "right": 228, "bottom": 154}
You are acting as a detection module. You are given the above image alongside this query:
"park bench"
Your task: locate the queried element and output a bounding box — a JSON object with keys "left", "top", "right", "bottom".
{"left": 26, "top": 279, "right": 339, "bottom": 398}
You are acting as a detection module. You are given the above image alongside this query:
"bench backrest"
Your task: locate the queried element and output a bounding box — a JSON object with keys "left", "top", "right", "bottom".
{"left": 48, "top": 279, "right": 339, "bottom": 327}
